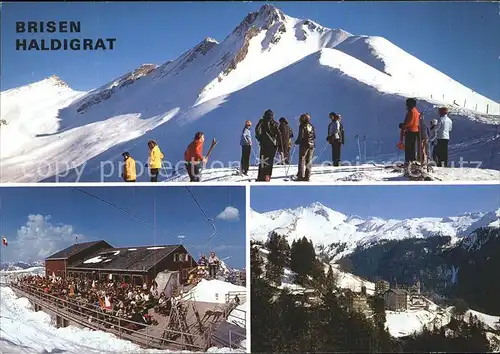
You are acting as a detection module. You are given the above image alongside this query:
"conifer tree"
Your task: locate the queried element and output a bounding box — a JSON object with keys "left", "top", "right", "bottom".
{"left": 265, "top": 231, "right": 289, "bottom": 285}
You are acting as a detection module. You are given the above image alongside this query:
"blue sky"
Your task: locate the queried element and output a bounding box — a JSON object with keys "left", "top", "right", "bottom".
{"left": 2, "top": 1, "right": 499, "bottom": 101}
{"left": 251, "top": 185, "right": 500, "bottom": 219}
{"left": 0, "top": 186, "right": 246, "bottom": 268}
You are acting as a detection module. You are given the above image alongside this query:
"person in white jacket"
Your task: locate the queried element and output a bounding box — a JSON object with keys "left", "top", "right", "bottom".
{"left": 435, "top": 107, "right": 453, "bottom": 167}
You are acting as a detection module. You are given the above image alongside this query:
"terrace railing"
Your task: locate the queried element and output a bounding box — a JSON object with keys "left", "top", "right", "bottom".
{"left": 225, "top": 290, "right": 247, "bottom": 304}
{"left": 9, "top": 281, "right": 209, "bottom": 351}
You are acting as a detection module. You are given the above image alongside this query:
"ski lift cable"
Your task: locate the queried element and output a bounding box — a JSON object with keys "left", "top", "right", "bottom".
{"left": 184, "top": 186, "right": 220, "bottom": 246}
{"left": 72, "top": 187, "right": 177, "bottom": 239}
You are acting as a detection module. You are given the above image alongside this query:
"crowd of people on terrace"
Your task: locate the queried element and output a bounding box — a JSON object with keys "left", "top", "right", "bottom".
{"left": 15, "top": 274, "right": 174, "bottom": 333}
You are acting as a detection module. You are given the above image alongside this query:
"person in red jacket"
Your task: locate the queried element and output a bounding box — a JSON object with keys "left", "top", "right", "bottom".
{"left": 184, "top": 132, "right": 207, "bottom": 182}
{"left": 401, "top": 98, "right": 420, "bottom": 164}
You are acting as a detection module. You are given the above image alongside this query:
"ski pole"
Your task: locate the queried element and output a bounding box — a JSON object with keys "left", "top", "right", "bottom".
{"left": 355, "top": 135, "right": 361, "bottom": 162}
{"left": 285, "top": 145, "right": 296, "bottom": 177}
{"left": 251, "top": 146, "right": 259, "bottom": 166}
{"left": 363, "top": 135, "right": 367, "bottom": 164}
{"left": 315, "top": 142, "right": 329, "bottom": 164}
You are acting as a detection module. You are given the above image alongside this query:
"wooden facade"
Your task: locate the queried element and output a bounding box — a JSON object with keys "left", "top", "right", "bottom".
{"left": 45, "top": 259, "right": 67, "bottom": 278}
{"left": 45, "top": 240, "right": 112, "bottom": 278}
{"left": 45, "top": 241, "right": 197, "bottom": 286}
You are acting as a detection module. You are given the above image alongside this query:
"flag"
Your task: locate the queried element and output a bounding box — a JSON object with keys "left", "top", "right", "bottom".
{"left": 2, "top": 237, "right": 8, "bottom": 247}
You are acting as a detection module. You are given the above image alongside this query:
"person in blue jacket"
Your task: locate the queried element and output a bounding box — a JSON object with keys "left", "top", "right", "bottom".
{"left": 240, "top": 120, "right": 252, "bottom": 175}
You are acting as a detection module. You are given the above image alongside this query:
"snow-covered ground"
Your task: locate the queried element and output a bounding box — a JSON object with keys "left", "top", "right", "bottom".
{"left": 385, "top": 308, "right": 452, "bottom": 338}
{"left": 465, "top": 309, "right": 500, "bottom": 331}
{"left": 251, "top": 201, "right": 500, "bottom": 261}
{"left": 181, "top": 279, "right": 246, "bottom": 304}
{"left": 164, "top": 163, "right": 500, "bottom": 183}
{"left": 1, "top": 4, "right": 499, "bottom": 183}
{"left": 0, "top": 267, "right": 45, "bottom": 285}
{"left": 386, "top": 307, "right": 500, "bottom": 344}
{"left": 330, "top": 264, "right": 375, "bottom": 295}
{"left": 0, "top": 266, "right": 45, "bottom": 275}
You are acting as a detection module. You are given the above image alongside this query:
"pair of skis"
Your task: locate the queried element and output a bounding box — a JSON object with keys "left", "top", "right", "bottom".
{"left": 354, "top": 134, "right": 367, "bottom": 163}
{"left": 170, "top": 137, "right": 218, "bottom": 179}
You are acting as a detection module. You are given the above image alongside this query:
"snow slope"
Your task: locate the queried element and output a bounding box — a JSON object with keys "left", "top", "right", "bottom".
{"left": 1, "top": 4, "right": 499, "bottom": 182}
{"left": 465, "top": 309, "right": 500, "bottom": 331}
{"left": 251, "top": 202, "right": 500, "bottom": 260}
{"left": 256, "top": 244, "right": 375, "bottom": 295}
{"left": 0, "top": 76, "right": 86, "bottom": 160}
{"left": 330, "top": 263, "right": 375, "bottom": 295}
{"left": 385, "top": 308, "right": 452, "bottom": 338}
{"left": 386, "top": 307, "right": 500, "bottom": 341}
{"left": 334, "top": 35, "right": 499, "bottom": 111}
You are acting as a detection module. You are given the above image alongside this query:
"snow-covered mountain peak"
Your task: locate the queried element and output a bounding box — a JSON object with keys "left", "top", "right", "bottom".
{"left": 302, "top": 201, "right": 347, "bottom": 222}
{"left": 456, "top": 211, "right": 485, "bottom": 219}
{"left": 190, "top": 37, "right": 219, "bottom": 55}
{"left": 236, "top": 4, "right": 287, "bottom": 34}
{"left": 309, "top": 201, "right": 329, "bottom": 209}
{"left": 73, "top": 63, "right": 158, "bottom": 114}
{"left": 1, "top": 75, "right": 76, "bottom": 97}
{"left": 43, "top": 75, "right": 70, "bottom": 88}
{"left": 462, "top": 208, "right": 500, "bottom": 235}
{"left": 251, "top": 204, "right": 499, "bottom": 260}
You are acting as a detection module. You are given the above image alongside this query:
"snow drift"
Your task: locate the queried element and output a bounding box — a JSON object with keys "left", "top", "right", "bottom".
{"left": 1, "top": 4, "right": 499, "bottom": 182}
{"left": 182, "top": 279, "right": 246, "bottom": 304}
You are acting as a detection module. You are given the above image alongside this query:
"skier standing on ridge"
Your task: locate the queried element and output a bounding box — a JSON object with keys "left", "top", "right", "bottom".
{"left": 401, "top": 98, "right": 420, "bottom": 164}
{"left": 240, "top": 120, "right": 252, "bottom": 176}
{"left": 327, "top": 112, "right": 345, "bottom": 167}
{"left": 435, "top": 107, "right": 453, "bottom": 167}
{"left": 278, "top": 117, "right": 294, "bottom": 165}
{"left": 208, "top": 252, "right": 220, "bottom": 279}
{"left": 429, "top": 119, "right": 439, "bottom": 164}
{"left": 146, "top": 140, "right": 164, "bottom": 182}
{"left": 295, "top": 113, "right": 316, "bottom": 181}
{"left": 255, "top": 109, "right": 281, "bottom": 182}
{"left": 184, "top": 132, "right": 207, "bottom": 182}
{"left": 121, "top": 152, "right": 136, "bottom": 182}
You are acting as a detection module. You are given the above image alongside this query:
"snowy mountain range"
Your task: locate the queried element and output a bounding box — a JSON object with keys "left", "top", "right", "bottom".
{"left": 0, "top": 260, "right": 44, "bottom": 272}
{"left": 1, "top": 4, "right": 499, "bottom": 182}
{"left": 250, "top": 202, "right": 500, "bottom": 260}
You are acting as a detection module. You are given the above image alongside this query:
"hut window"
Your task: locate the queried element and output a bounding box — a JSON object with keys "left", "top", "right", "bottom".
{"left": 133, "top": 276, "right": 143, "bottom": 286}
